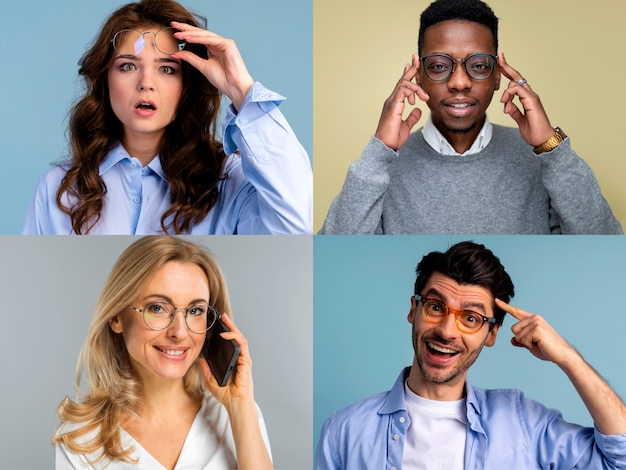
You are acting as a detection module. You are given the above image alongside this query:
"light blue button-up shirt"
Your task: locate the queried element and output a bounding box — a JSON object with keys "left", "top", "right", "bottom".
{"left": 316, "top": 368, "right": 626, "bottom": 469}
{"left": 23, "top": 82, "right": 312, "bottom": 235}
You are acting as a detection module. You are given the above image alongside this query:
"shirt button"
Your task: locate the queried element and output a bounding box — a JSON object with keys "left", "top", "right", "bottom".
{"left": 393, "top": 433, "right": 400, "bottom": 441}
{"left": 132, "top": 197, "right": 141, "bottom": 204}
{"left": 391, "top": 467, "right": 397, "bottom": 470}
{"left": 399, "top": 417, "right": 406, "bottom": 423}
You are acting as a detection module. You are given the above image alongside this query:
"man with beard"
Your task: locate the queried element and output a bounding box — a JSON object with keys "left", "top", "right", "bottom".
{"left": 319, "top": 0, "right": 621, "bottom": 234}
{"left": 315, "top": 241, "right": 626, "bottom": 469}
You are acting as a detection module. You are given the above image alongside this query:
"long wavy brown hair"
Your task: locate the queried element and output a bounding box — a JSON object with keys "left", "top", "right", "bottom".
{"left": 52, "top": 236, "right": 231, "bottom": 465}
{"left": 57, "top": 0, "right": 227, "bottom": 234}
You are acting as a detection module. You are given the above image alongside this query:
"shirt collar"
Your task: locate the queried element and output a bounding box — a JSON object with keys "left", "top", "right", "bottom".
{"left": 99, "top": 142, "right": 128, "bottom": 174}
{"left": 379, "top": 368, "right": 485, "bottom": 425}
{"left": 378, "top": 367, "right": 411, "bottom": 416}
{"left": 99, "top": 142, "right": 167, "bottom": 181}
{"left": 146, "top": 153, "right": 167, "bottom": 180}
{"left": 464, "top": 380, "right": 488, "bottom": 435}
{"left": 422, "top": 114, "right": 493, "bottom": 156}
{"left": 465, "top": 380, "right": 482, "bottom": 415}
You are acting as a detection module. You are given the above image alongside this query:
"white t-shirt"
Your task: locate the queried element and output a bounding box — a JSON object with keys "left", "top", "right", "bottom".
{"left": 55, "top": 394, "right": 271, "bottom": 469}
{"left": 403, "top": 380, "right": 467, "bottom": 470}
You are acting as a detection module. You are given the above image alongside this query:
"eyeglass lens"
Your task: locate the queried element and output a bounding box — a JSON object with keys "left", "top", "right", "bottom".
{"left": 421, "top": 299, "right": 485, "bottom": 333}
{"left": 142, "top": 301, "right": 216, "bottom": 333}
{"left": 422, "top": 53, "right": 495, "bottom": 81}
{"left": 112, "top": 27, "right": 186, "bottom": 56}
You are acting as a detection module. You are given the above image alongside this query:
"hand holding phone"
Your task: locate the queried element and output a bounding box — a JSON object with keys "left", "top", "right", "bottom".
{"left": 202, "top": 316, "right": 240, "bottom": 387}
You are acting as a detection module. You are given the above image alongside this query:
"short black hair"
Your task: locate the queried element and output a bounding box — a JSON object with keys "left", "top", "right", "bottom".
{"left": 418, "top": 0, "right": 499, "bottom": 55}
{"left": 414, "top": 241, "right": 514, "bottom": 325}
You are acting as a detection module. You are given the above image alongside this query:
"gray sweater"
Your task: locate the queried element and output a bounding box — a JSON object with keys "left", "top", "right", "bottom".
{"left": 320, "top": 125, "right": 622, "bottom": 234}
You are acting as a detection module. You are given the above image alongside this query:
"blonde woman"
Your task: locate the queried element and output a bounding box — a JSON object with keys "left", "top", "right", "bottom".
{"left": 53, "top": 236, "right": 272, "bottom": 469}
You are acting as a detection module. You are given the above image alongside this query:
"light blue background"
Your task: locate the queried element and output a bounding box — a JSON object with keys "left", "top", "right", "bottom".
{"left": 314, "top": 235, "right": 626, "bottom": 452}
{"left": 0, "top": 0, "right": 312, "bottom": 234}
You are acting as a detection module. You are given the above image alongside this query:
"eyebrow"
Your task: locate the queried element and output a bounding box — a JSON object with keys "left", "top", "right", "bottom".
{"left": 425, "top": 51, "right": 495, "bottom": 59}
{"left": 155, "top": 57, "right": 181, "bottom": 64}
{"left": 114, "top": 54, "right": 139, "bottom": 60}
{"left": 142, "top": 294, "right": 209, "bottom": 306}
{"left": 422, "top": 287, "right": 488, "bottom": 313}
{"left": 113, "top": 55, "right": 181, "bottom": 64}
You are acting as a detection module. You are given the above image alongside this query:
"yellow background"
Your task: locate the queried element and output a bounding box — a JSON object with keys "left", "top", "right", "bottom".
{"left": 314, "top": 0, "right": 626, "bottom": 231}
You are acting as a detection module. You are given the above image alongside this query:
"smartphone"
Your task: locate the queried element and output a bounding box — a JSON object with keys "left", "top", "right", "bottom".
{"left": 202, "top": 316, "right": 240, "bottom": 387}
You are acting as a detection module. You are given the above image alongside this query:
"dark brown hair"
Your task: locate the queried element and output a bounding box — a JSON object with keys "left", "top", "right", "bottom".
{"left": 414, "top": 240, "right": 514, "bottom": 325}
{"left": 57, "top": 0, "right": 226, "bottom": 234}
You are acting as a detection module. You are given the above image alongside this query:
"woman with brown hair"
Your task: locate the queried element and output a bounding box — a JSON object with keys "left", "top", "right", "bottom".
{"left": 54, "top": 236, "right": 272, "bottom": 468}
{"left": 24, "top": 0, "right": 311, "bottom": 235}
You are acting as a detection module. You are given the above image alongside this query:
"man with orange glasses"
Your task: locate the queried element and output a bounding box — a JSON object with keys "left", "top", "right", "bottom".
{"left": 316, "top": 241, "right": 626, "bottom": 469}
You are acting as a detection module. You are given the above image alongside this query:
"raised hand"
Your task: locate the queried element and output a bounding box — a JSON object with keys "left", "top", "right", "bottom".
{"left": 495, "top": 298, "right": 577, "bottom": 366}
{"left": 199, "top": 313, "right": 255, "bottom": 411}
{"left": 171, "top": 21, "right": 254, "bottom": 111}
{"left": 374, "top": 54, "right": 430, "bottom": 151}
{"left": 498, "top": 53, "right": 555, "bottom": 148}
{"left": 496, "top": 298, "right": 626, "bottom": 435}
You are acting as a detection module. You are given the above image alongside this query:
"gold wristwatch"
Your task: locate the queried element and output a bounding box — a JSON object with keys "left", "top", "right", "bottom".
{"left": 533, "top": 127, "right": 567, "bottom": 154}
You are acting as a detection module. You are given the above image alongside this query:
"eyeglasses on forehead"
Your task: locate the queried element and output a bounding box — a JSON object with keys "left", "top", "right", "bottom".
{"left": 111, "top": 27, "right": 187, "bottom": 56}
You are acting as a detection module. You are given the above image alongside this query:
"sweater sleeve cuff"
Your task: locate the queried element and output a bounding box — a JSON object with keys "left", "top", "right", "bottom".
{"left": 370, "top": 135, "right": 400, "bottom": 156}
{"left": 357, "top": 136, "right": 397, "bottom": 174}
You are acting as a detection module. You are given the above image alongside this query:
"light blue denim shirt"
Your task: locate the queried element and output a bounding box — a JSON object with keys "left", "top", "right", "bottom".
{"left": 23, "top": 82, "right": 312, "bottom": 235}
{"left": 316, "top": 368, "right": 626, "bottom": 469}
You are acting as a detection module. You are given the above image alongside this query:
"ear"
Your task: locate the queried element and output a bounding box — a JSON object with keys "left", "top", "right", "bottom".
{"left": 494, "top": 64, "right": 501, "bottom": 91}
{"left": 109, "top": 314, "right": 123, "bottom": 334}
{"left": 407, "top": 295, "right": 418, "bottom": 324}
{"left": 484, "top": 323, "right": 500, "bottom": 347}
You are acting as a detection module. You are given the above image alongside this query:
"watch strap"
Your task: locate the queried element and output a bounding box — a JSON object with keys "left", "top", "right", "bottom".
{"left": 533, "top": 127, "right": 567, "bottom": 154}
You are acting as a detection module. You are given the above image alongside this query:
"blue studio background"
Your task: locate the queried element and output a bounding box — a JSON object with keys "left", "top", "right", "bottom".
{"left": 0, "top": 0, "right": 312, "bottom": 233}
{"left": 314, "top": 235, "right": 626, "bottom": 453}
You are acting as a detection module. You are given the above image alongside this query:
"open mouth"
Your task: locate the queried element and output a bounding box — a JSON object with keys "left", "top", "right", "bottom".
{"left": 426, "top": 342, "right": 459, "bottom": 357}
{"left": 443, "top": 100, "right": 476, "bottom": 117}
{"left": 136, "top": 102, "right": 156, "bottom": 110}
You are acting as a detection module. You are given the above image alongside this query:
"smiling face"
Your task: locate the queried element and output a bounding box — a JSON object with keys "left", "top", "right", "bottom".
{"left": 110, "top": 261, "right": 209, "bottom": 384}
{"left": 107, "top": 25, "right": 183, "bottom": 154}
{"left": 407, "top": 272, "right": 499, "bottom": 400}
{"left": 419, "top": 19, "right": 500, "bottom": 153}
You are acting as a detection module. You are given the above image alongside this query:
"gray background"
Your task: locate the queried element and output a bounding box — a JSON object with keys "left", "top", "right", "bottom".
{"left": 0, "top": 235, "right": 312, "bottom": 469}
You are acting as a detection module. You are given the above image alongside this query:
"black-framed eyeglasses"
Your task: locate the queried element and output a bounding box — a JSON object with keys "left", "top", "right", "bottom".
{"left": 420, "top": 53, "right": 498, "bottom": 82}
{"left": 414, "top": 295, "right": 496, "bottom": 334}
{"left": 127, "top": 301, "right": 218, "bottom": 334}
{"left": 111, "top": 27, "right": 187, "bottom": 56}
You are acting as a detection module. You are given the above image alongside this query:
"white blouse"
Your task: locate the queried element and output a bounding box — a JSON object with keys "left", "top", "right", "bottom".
{"left": 55, "top": 394, "right": 271, "bottom": 469}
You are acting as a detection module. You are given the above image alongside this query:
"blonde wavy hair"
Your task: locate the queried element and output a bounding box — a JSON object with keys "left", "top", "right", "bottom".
{"left": 52, "top": 236, "right": 231, "bottom": 465}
